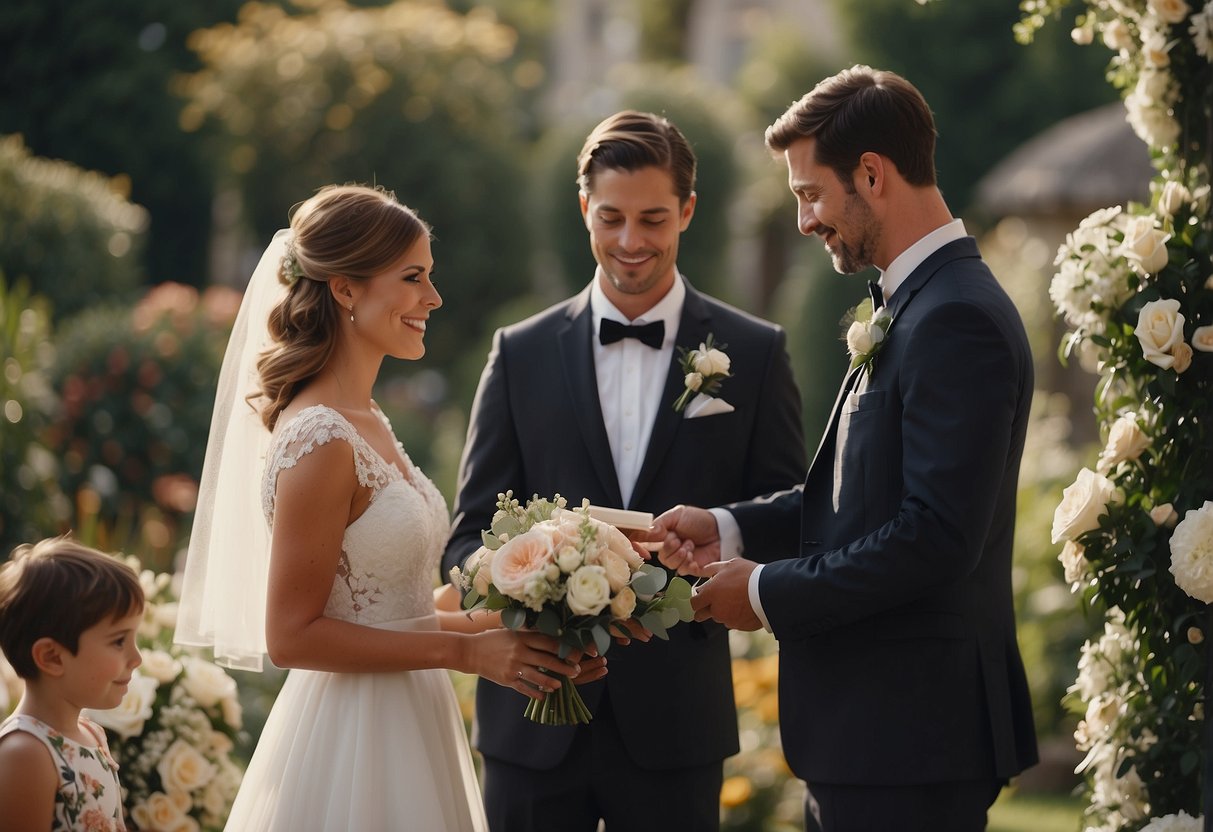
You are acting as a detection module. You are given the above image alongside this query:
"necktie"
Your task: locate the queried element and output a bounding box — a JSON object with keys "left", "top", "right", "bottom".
{"left": 867, "top": 280, "right": 885, "bottom": 311}
{"left": 599, "top": 318, "right": 664, "bottom": 348}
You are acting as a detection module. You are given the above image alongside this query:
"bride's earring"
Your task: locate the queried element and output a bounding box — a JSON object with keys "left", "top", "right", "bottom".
{"left": 348, "top": 305, "right": 354, "bottom": 323}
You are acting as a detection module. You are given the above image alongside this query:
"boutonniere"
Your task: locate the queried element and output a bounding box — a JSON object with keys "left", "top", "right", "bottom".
{"left": 843, "top": 299, "right": 893, "bottom": 375}
{"left": 672, "top": 333, "right": 731, "bottom": 412}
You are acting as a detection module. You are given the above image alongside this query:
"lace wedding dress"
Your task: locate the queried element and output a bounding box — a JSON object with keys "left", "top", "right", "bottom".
{"left": 224, "top": 405, "right": 487, "bottom": 831}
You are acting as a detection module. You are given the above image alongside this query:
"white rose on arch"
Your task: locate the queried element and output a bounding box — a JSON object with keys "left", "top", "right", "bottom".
{"left": 1134, "top": 298, "right": 1186, "bottom": 369}
{"left": 1120, "top": 215, "right": 1172, "bottom": 274}
{"left": 1169, "top": 501, "right": 1213, "bottom": 604}
{"left": 1096, "top": 412, "right": 1151, "bottom": 472}
{"left": 1052, "top": 468, "right": 1120, "bottom": 544}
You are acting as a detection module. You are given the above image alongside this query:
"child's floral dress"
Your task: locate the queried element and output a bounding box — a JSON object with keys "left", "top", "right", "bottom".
{"left": 0, "top": 713, "right": 125, "bottom": 830}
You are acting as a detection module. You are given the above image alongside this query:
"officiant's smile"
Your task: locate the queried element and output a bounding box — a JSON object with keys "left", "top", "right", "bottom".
{"left": 580, "top": 164, "right": 695, "bottom": 319}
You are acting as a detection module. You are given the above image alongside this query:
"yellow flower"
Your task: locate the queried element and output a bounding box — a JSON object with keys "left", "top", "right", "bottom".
{"left": 719, "top": 776, "right": 754, "bottom": 808}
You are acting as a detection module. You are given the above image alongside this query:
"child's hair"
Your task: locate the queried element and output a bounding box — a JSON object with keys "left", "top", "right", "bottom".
{"left": 0, "top": 536, "right": 144, "bottom": 680}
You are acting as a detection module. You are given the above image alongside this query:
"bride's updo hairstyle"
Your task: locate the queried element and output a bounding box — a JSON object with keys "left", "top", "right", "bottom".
{"left": 255, "top": 184, "right": 431, "bottom": 430}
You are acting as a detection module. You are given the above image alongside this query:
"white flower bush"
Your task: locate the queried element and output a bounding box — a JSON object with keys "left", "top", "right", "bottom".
{"left": 1020, "top": 0, "right": 1212, "bottom": 826}
{"left": 87, "top": 557, "right": 244, "bottom": 831}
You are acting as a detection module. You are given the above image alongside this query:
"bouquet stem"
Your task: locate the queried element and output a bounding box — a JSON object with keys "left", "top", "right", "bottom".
{"left": 523, "top": 673, "right": 592, "bottom": 725}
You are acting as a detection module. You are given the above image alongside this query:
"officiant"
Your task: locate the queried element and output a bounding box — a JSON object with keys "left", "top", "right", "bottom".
{"left": 441, "top": 110, "right": 806, "bottom": 832}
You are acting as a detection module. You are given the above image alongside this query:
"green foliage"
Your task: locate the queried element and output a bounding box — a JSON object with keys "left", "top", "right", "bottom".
{"left": 0, "top": 0, "right": 244, "bottom": 287}
{"left": 0, "top": 135, "right": 147, "bottom": 321}
{"left": 178, "top": 0, "right": 533, "bottom": 374}
{"left": 829, "top": 0, "right": 1117, "bottom": 214}
{"left": 0, "top": 276, "right": 69, "bottom": 555}
{"left": 47, "top": 283, "right": 240, "bottom": 534}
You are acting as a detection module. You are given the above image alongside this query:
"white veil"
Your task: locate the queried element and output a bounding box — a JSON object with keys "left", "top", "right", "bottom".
{"left": 175, "top": 229, "right": 291, "bottom": 671}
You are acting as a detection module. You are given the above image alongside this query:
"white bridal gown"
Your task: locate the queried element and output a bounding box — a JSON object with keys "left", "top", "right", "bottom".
{"left": 225, "top": 405, "right": 487, "bottom": 831}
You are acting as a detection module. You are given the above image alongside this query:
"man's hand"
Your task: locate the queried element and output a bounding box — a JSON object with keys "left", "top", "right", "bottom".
{"left": 690, "top": 558, "right": 762, "bottom": 631}
{"left": 632, "top": 504, "right": 722, "bottom": 577}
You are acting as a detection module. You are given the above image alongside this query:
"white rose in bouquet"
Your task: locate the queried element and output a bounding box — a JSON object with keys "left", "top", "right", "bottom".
{"left": 1168, "top": 501, "right": 1213, "bottom": 603}
{"left": 89, "top": 671, "right": 158, "bottom": 739}
{"left": 566, "top": 565, "right": 611, "bottom": 616}
{"left": 1052, "top": 468, "right": 1119, "bottom": 543}
{"left": 1148, "top": 0, "right": 1193, "bottom": 25}
{"left": 1135, "top": 298, "right": 1186, "bottom": 369}
{"left": 131, "top": 790, "right": 192, "bottom": 831}
{"left": 610, "top": 587, "right": 637, "bottom": 620}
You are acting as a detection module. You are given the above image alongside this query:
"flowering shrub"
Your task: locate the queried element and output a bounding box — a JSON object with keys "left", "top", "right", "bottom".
{"left": 1021, "top": 0, "right": 1213, "bottom": 828}
{"left": 47, "top": 283, "right": 239, "bottom": 546}
{"left": 84, "top": 557, "right": 244, "bottom": 831}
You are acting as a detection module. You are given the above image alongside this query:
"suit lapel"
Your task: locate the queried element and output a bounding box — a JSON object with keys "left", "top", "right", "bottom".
{"left": 556, "top": 286, "right": 624, "bottom": 507}
{"left": 805, "top": 238, "right": 982, "bottom": 484}
{"left": 628, "top": 282, "right": 712, "bottom": 509}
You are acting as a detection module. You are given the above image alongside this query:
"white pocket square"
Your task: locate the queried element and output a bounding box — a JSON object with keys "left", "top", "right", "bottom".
{"left": 684, "top": 394, "right": 734, "bottom": 419}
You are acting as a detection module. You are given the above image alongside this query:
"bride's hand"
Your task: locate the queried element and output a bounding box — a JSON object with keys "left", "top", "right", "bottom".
{"left": 468, "top": 630, "right": 592, "bottom": 700}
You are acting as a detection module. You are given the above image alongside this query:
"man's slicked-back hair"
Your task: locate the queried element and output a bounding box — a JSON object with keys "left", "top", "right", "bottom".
{"left": 765, "top": 65, "right": 938, "bottom": 189}
{"left": 576, "top": 110, "right": 697, "bottom": 203}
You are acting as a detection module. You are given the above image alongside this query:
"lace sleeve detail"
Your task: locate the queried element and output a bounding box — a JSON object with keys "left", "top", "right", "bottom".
{"left": 261, "top": 405, "right": 401, "bottom": 525}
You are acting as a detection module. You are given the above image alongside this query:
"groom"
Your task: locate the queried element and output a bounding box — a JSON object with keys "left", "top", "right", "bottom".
{"left": 647, "top": 66, "right": 1039, "bottom": 831}
{"left": 442, "top": 110, "right": 805, "bottom": 831}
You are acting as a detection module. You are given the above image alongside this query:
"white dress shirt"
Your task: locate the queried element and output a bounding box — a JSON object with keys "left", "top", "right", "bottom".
{"left": 727, "top": 219, "right": 969, "bottom": 631}
{"left": 590, "top": 274, "right": 685, "bottom": 507}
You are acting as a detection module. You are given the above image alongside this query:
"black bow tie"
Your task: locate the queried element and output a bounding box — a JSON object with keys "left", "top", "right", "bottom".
{"left": 599, "top": 318, "right": 664, "bottom": 348}
{"left": 868, "top": 280, "right": 886, "bottom": 311}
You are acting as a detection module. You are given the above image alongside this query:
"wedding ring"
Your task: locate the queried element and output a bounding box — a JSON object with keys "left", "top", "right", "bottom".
{"left": 516, "top": 670, "right": 523, "bottom": 679}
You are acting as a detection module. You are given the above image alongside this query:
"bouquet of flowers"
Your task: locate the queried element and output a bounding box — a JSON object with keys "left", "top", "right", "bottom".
{"left": 85, "top": 558, "right": 244, "bottom": 832}
{"left": 451, "top": 492, "right": 694, "bottom": 725}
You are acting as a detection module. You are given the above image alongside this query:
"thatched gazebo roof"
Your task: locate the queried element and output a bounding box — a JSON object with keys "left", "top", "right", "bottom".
{"left": 974, "top": 102, "right": 1155, "bottom": 219}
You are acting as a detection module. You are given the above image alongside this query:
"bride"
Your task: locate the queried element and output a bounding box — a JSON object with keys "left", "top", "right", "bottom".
{"left": 176, "top": 185, "right": 602, "bottom": 830}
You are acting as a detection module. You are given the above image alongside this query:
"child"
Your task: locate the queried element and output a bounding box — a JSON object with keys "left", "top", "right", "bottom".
{"left": 0, "top": 536, "right": 144, "bottom": 831}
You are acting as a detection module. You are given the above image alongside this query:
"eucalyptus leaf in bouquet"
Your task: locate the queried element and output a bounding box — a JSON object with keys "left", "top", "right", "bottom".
{"left": 452, "top": 492, "right": 695, "bottom": 725}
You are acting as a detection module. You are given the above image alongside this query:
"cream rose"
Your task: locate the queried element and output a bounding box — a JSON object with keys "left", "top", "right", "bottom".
{"left": 1159, "top": 180, "right": 1192, "bottom": 217}
{"left": 1171, "top": 341, "right": 1194, "bottom": 373}
{"left": 599, "top": 521, "right": 644, "bottom": 570}
{"left": 158, "top": 739, "right": 218, "bottom": 794}
{"left": 1059, "top": 540, "right": 1090, "bottom": 585}
{"left": 1134, "top": 298, "right": 1186, "bottom": 369}
{"left": 684, "top": 371, "right": 703, "bottom": 392}
{"left": 1148, "top": 0, "right": 1192, "bottom": 24}
{"left": 1169, "top": 501, "right": 1213, "bottom": 603}
{"left": 596, "top": 549, "right": 633, "bottom": 593}
{"left": 87, "top": 672, "right": 158, "bottom": 738}
{"left": 131, "top": 790, "right": 190, "bottom": 830}
{"left": 1052, "top": 468, "right": 1118, "bottom": 543}
{"left": 556, "top": 544, "right": 583, "bottom": 574}
{"left": 692, "top": 344, "right": 730, "bottom": 376}
{"left": 179, "top": 657, "right": 237, "bottom": 709}
{"left": 1102, "top": 19, "right": 1134, "bottom": 51}
{"left": 1151, "top": 502, "right": 1179, "bottom": 527}
{"left": 1121, "top": 216, "right": 1171, "bottom": 274}
{"left": 221, "top": 695, "right": 243, "bottom": 730}
{"left": 565, "top": 565, "right": 611, "bottom": 616}
{"left": 1071, "top": 24, "right": 1094, "bottom": 45}
{"left": 140, "top": 649, "right": 183, "bottom": 684}
{"left": 1193, "top": 325, "right": 1213, "bottom": 352}
{"left": 610, "top": 586, "right": 637, "bottom": 620}
{"left": 490, "top": 530, "right": 556, "bottom": 601}
{"left": 845, "top": 320, "right": 882, "bottom": 357}
{"left": 464, "top": 546, "right": 495, "bottom": 596}
{"left": 1096, "top": 412, "right": 1150, "bottom": 472}
{"left": 169, "top": 817, "right": 202, "bottom": 832}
